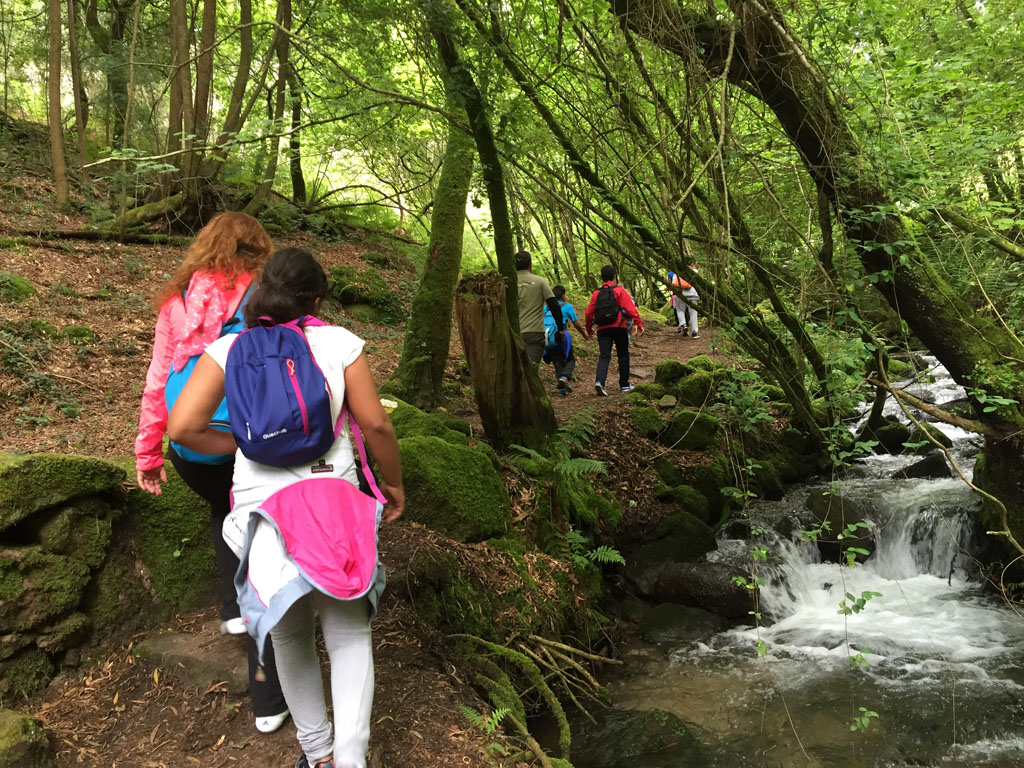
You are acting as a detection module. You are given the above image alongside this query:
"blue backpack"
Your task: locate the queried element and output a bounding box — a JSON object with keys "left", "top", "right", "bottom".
{"left": 224, "top": 316, "right": 337, "bottom": 467}
{"left": 165, "top": 285, "right": 252, "bottom": 464}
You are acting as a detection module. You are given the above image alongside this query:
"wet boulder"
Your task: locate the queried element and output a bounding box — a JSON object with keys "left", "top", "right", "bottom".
{"left": 894, "top": 453, "right": 953, "bottom": 480}
{"left": 0, "top": 709, "right": 53, "bottom": 768}
{"left": 804, "top": 488, "right": 875, "bottom": 564}
{"left": 627, "top": 560, "right": 754, "bottom": 620}
{"left": 573, "top": 709, "right": 711, "bottom": 768}
{"left": 637, "top": 603, "right": 729, "bottom": 646}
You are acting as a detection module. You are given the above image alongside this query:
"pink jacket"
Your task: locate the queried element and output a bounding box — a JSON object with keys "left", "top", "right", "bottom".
{"left": 134, "top": 274, "right": 254, "bottom": 471}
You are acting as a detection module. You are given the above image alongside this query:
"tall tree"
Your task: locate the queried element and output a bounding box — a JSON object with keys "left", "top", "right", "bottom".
{"left": 48, "top": 0, "right": 67, "bottom": 205}
{"left": 386, "top": 47, "right": 475, "bottom": 409}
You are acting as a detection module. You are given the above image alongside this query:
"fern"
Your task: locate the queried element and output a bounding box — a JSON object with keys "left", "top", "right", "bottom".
{"left": 553, "top": 457, "right": 607, "bottom": 479}
{"left": 460, "top": 705, "right": 511, "bottom": 736}
{"left": 588, "top": 545, "right": 626, "bottom": 565}
{"left": 558, "top": 405, "right": 599, "bottom": 451}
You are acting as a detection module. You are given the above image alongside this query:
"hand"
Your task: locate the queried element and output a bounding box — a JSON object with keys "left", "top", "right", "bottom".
{"left": 136, "top": 466, "right": 168, "bottom": 496}
{"left": 381, "top": 482, "right": 405, "bottom": 523}
{"left": 634, "top": 326, "right": 645, "bottom": 338}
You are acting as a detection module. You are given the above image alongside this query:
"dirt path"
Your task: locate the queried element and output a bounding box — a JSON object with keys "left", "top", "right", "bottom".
{"left": 547, "top": 321, "right": 725, "bottom": 421}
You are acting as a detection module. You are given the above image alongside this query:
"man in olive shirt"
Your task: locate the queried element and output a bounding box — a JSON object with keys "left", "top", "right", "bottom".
{"left": 516, "top": 250, "right": 564, "bottom": 364}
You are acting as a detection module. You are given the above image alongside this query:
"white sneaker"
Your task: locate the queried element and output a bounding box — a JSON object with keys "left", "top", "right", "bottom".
{"left": 220, "top": 617, "right": 247, "bottom": 635}
{"left": 594, "top": 382, "right": 608, "bottom": 396}
{"left": 255, "top": 709, "right": 290, "bottom": 734}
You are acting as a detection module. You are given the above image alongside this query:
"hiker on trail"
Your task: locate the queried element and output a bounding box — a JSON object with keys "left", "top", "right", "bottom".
{"left": 543, "top": 284, "right": 590, "bottom": 396}
{"left": 133, "top": 211, "right": 288, "bottom": 735}
{"left": 667, "top": 269, "right": 701, "bottom": 339}
{"left": 167, "top": 248, "right": 404, "bottom": 768}
{"left": 516, "top": 250, "right": 565, "bottom": 364}
{"left": 585, "top": 265, "right": 644, "bottom": 396}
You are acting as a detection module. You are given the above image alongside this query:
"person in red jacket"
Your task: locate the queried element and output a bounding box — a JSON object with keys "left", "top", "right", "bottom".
{"left": 585, "top": 265, "right": 644, "bottom": 395}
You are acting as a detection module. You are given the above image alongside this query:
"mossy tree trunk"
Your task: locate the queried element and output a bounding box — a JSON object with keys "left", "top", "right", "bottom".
{"left": 455, "top": 272, "right": 556, "bottom": 450}
{"left": 388, "top": 53, "right": 476, "bottom": 409}
{"left": 428, "top": 0, "right": 520, "bottom": 333}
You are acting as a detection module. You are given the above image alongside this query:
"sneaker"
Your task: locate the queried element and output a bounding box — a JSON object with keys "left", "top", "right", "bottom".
{"left": 692, "top": 332, "right": 699, "bottom": 339}
{"left": 220, "top": 617, "right": 246, "bottom": 635}
{"left": 558, "top": 376, "right": 573, "bottom": 393}
{"left": 293, "top": 754, "right": 335, "bottom": 768}
{"left": 594, "top": 382, "right": 608, "bottom": 397}
{"left": 255, "top": 708, "right": 290, "bottom": 734}
{"left": 620, "top": 384, "right": 635, "bottom": 393}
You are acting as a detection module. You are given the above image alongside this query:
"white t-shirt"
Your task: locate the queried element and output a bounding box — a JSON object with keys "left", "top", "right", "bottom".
{"left": 204, "top": 325, "right": 366, "bottom": 536}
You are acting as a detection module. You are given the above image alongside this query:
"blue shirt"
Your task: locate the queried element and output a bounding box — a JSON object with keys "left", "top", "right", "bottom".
{"left": 544, "top": 301, "right": 577, "bottom": 349}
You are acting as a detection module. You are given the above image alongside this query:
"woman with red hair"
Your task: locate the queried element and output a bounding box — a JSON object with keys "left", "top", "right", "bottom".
{"left": 134, "top": 211, "right": 288, "bottom": 734}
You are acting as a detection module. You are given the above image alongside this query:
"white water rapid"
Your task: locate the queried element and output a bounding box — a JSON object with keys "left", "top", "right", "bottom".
{"left": 606, "top": 357, "right": 1024, "bottom": 767}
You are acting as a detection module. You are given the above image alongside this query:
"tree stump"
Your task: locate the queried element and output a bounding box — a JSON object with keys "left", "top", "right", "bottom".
{"left": 455, "top": 272, "right": 556, "bottom": 450}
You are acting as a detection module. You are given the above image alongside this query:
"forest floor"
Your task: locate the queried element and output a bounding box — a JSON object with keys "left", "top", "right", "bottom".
{"left": 1, "top": 173, "right": 726, "bottom": 767}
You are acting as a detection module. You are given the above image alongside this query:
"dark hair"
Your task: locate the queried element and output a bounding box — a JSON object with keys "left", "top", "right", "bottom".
{"left": 515, "top": 250, "right": 532, "bottom": 270}
{"left": 244, "top": 248, "right": 330, "bottom": 327}
{"left": 553, "top": 285, "right": 566, "bottom": 300}
{"left": 600, "top": 265, "right": 616, "bottom": 282}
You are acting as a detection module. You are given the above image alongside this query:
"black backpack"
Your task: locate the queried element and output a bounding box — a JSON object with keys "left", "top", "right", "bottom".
{"left": 593, "top": 285, "right": 622, "bottom": 325}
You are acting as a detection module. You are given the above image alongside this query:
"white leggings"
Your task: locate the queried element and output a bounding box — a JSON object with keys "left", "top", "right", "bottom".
{"left": 270, "top": 593, "right": 373, "bottom": 767}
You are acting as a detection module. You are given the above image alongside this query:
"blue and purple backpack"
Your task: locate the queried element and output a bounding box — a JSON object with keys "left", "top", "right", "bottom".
{"left": 224, "top": 316, "right": 338, "bottom": 467}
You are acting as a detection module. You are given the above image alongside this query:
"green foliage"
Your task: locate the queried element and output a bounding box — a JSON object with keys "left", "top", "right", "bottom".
{"left": 714, "top": 370, "right": 774, "bottom": 437}
{"left": 460, "top": 705, "right": 510, "bottom": 736}
{"left": 566, "top": 529, "right": 625, "bottom": 567}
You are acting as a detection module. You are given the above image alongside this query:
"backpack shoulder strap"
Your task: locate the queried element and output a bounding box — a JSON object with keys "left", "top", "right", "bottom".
{"left": 337, "top": 404, "right": 387, "bottom": 506}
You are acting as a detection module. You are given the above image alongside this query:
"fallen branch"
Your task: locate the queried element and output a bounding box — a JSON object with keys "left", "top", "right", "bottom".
{"left": 3, "top": 230, "right": 191, "bottom": 246}
{"left": 866, "top": 377, "right": 995, "bottom": 437}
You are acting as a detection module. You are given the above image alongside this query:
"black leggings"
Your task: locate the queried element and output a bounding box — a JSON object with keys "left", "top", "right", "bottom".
{"left": 167, "top": 448, "right": 286, "bottom": 716}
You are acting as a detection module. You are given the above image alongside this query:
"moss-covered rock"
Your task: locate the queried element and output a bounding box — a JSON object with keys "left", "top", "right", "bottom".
{"left": 633, "top": 382, "right": 666, "bottom": 401}
{"left": 388, "top": 399, "right": 467, "bottom": 444}
{"left": 683, "top": 453, "right": 731, "bottom": 522}
{"left": 32, "top": 498, "right": 115, "bottom": 569}
{"left": 0, "top": 455, "right": 125, "bottom": 533}
{"left": 327, "top": 265, "right": 402, "bottom": 324}
{"left": 0, "top": 647, "right": 54, "bottom": 700}
{"left": 658, "top": 410, "right": 721, "bottom": 451}
{"left": 125, "top": 463, "right": 217, "bottom": 613}
{"left": 0, "top": 547, "right": 91, "bottom": 632}
{"left": 0, "top": 708, "right": 53, "bottom": 768}
{"left": 654, "top": 359, "right": 693, "bottom": 388}
{"left": 0, "top": 272, "right": 35, "bottom": 304}
{"left": 686, "top": 354, "right": 721, "bottom": 372}
{"left": 869, "top": 420, "right": 912, "bottom": 454}
{"left": 629, "top": 406, "right": 664, "bottom": 440}
{"left": 79, "top": 530, "right": 156, "bottom": 637}
{"left": 673, "top": 371, "right": 715, "bottom": 407}
{"left": 669, "top": 485, "right": 710, "bottom": 523}
{"left": 399, "top": 436, "right": 510, "bottom": 541}
{"left": 653, "top": 456, "right": 684, "bottom": 487}
{"left": 36, "top": 612, "right": 89, "bottom": 653}
{"left": 887, "top": 358, "right": 913, "bottom": 379}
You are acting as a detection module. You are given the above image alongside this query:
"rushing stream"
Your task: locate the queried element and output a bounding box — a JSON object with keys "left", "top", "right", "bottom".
{"left": 595, "top": 358, "right": 1024, "bottom": 767}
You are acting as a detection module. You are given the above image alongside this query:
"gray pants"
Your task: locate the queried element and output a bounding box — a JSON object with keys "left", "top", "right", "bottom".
{"left": 523, "top": 331, "right": 546, "bottom": 364}
{"left": 271, "top": 593, "right": 373, "bottom": 767}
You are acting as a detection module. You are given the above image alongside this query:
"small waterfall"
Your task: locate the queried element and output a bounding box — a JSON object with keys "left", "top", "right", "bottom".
{"left": 609, "top": 355, "right": 1024, "bottom": 766}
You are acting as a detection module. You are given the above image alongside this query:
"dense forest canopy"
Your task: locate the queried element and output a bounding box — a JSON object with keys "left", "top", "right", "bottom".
{"left": 6, "top": 0, "right": 1024, "bottom": 548}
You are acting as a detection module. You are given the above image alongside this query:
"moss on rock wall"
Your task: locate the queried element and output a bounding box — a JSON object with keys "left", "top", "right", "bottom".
{"left": 125, "top": 463, "right": 217, "bottom": 613}
{"left": 0, "top": 454, "right": 124, "bottom": 532}
{"left": 399, "top": 436, "right": 510, "bottom": 541}
{"left": 0, "top": 708, "right": 53, "bottom": 768}
{"left": 0, "top": 547, "right": 91, "bottom": 632}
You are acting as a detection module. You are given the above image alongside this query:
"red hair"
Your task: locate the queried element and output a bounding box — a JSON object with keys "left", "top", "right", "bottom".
{"left": 154, "top": 212, "right": 273, "bottom": 309}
